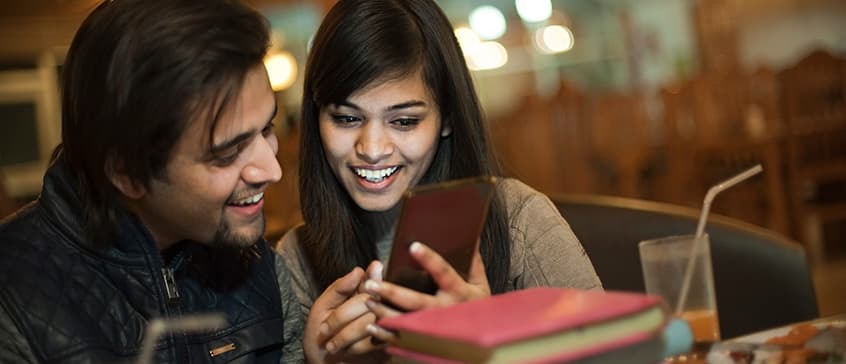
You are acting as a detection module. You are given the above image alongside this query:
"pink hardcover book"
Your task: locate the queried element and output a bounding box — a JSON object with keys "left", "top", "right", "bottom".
{"left": 379, "top": 287, "right": 667, "bottom": 364}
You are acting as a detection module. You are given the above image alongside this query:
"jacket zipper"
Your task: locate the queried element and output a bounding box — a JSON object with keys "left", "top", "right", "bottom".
{"left": 150, "top": 249, "right": 189, "bottom": 362}
{"left": 164, "top": 253, "right": 190, "bottom": 363}
{"left": 161, "top": 267, "right": 181, "bottom": 303}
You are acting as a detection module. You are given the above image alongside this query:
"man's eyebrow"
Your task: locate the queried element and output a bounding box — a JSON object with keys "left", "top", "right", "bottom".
{"left": 210, "top": 131, "right": 254, "bottom": 155}
{"left": 332, "top": 100, "right": 427, "bottom": 112}
{"left": 209, "top": 102, "right": 277, "bottom": 155}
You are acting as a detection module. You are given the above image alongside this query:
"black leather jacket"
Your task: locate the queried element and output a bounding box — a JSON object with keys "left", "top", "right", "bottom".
{"left": 0, "top": 163, "right": 304, "bottom": 363}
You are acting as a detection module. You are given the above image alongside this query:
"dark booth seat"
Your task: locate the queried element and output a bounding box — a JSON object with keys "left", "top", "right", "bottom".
{"left": 553, "top": 194, "right": 819, "bottom": 339}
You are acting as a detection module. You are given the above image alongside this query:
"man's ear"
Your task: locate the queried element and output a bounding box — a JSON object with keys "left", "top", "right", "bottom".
{"left": 105, "top": 161, "right": 145, "bottom": 199}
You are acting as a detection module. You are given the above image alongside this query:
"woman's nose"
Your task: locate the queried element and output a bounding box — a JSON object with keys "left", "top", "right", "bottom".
{"left": 355, "top": 123, "right": 393, "bottom": 163}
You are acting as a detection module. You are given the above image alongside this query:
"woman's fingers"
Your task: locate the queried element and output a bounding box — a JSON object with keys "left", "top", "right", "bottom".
{"left": 321, "top": 292, "right": 371, "bottom": 340}
{"left": 366, "top": 260, "right": 384, "bottom": 281}
{"left": 313, "top": 267, "right": 366, "bottom": 322}
{"left": 304, "top": 267, "right": 366, "bottom": 364}
{"left": 366, "top": 323, "right": 398, "bottom": 344}
{"left": 408, "top": 242, "right": 465, "bottom": 293}
{"left": 357, "top": 260, "right": 384, "bottom": 295}
{"left": 365, "top": 297, "right": 403, "bottom": 319}
{"left": 363, "top": 279, "right": 436, "bottom": 312}
{"left": 366, "top": 242, "right": 491, "bottom": 313}
{"left": 466, "top": 244, "right": 490, "bottom": 290}
{"left": 324, "top": 311, "right": 377, "bottom": 355}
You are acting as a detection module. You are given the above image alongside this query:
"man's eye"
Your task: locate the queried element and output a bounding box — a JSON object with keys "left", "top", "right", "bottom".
{"left": 213, "top": 151, "right": 240, "bottom": 166}
{"left": 261, "top": 122, "right": 275, "bottom": 136}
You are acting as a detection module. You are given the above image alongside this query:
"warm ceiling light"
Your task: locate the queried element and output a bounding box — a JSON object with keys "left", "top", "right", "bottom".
{"left": 534, "top": 25, "right": 574, "bottom": 54}
{"left": 454, "top": 26, "right": 481, "bottom": 53}
{"left": 515, "top": 0, "right": 552, "bottom": 23}
{"left": 467, "top": 41, "right": 508, "bottom": 71}
{"left": 264, "top": 51, "right": 297, "bottom": 91}
{"left": 469, "top": 6, "right": 506, "bottom": 40}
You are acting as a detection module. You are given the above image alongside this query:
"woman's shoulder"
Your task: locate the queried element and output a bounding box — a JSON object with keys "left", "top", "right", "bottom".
{"left": 276, "top": 223, "right": 305, "bottom": 256}
{"left": 496, "top": 177, "right": 550, "bottom": 209}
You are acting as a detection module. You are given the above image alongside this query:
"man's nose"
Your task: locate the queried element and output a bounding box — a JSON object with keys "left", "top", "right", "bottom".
{"left": 243, "top": 134, "right": 282, "bottom": 185}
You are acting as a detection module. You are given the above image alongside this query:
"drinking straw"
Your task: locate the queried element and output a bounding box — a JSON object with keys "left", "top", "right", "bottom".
{"left": 674, "top": 164, "right": 763, "bottom": 315}
{"left": 136, "top": 313, "right": 226, "bottom": 364}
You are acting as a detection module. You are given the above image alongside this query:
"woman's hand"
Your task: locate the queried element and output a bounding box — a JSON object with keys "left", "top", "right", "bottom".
{"left": 304, "top": 264, "right": 389, "bottom": 364}
{"left": 364, "top": 241, "right": 490, "bottom": 315}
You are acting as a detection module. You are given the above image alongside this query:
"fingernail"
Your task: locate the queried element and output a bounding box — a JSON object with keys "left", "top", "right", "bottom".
{"left": 365, "top": 299, "right": 376, "bottom": 309}
{"left": 365, "top": 279, "right": 380, "bottom": 292}
{"left": 325, "top": 341, "right": 336, "bottom": 353}
{"left": 366, "top": 324, "right": 379, "bottom": 335}
{"left": 410, "top": 241, "right": 423, "bottom": 254}
{"left": 374, "top": 261, "right": 384, "bottom": 280}
{"left": 319, "top": 323, "right": 329, "bottom": 336}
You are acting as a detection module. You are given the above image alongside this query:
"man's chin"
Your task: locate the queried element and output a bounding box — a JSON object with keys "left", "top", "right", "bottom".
{"left": 214, "top": 219, "right": 265, "bottom": 247}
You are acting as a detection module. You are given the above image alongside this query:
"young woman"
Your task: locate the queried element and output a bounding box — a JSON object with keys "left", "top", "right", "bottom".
{"left": 277, "top": 0, "right": 602, "bottom": 362}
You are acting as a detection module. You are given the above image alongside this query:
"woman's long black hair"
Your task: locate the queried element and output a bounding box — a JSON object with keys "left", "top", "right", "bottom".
{"left": 298, "top": 0, "right": 511, "bottom": 295}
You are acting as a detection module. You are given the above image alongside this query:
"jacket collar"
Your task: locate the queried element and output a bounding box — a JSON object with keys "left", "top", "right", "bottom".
{"left": 38, "top": 160, "right": 161, "bottom": 262}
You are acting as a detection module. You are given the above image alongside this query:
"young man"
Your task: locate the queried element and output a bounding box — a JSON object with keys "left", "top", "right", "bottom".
{"left": 0, "top": 0, "right": 303, "bottom": 362}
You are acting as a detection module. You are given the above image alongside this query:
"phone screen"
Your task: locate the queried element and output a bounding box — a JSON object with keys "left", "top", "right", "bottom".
{"left": 383, "top": 176, "right": 496, "bottom": 295}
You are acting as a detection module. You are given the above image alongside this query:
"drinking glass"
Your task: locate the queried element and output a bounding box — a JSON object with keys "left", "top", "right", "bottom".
{"left": 639, "top": 234, "right": 720, "bottom": 346}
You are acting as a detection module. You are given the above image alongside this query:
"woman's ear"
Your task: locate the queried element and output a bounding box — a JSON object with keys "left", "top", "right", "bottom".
{"left": 105, "top": 160, "right": 146, "bottom": 199}
{"left": 440, "top": 124, "right": 452, "bottom": 138}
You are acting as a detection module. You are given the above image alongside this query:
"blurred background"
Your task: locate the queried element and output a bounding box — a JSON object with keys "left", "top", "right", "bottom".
{"left": 1, "top": 0, "right": 844, "bottom": 313}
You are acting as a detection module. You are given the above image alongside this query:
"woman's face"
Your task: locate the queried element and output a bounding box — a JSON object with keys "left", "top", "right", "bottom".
{"left": 318, "top": 71, "right": 448, "bottom": 212}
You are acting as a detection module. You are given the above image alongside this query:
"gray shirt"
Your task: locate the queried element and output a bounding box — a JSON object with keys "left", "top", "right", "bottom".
{"left": 276, "top": 178, "right": 602, "bottom": 322}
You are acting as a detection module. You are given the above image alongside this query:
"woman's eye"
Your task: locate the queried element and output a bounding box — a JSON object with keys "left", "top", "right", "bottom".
{"left": 331, "top": 114, "right": 361, "bottom": 125}
{"left": 392, "top": 118, "right": 419, "bottom": 128}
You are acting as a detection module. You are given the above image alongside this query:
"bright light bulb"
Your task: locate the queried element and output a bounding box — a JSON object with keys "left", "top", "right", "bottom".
{"left": 454, "top": 26, "right": 481, "bottom": 53}
{"left": 469, "top": 6, "right": 506, "bottom": 40}
{"left": 467, "top": 41, "right": 508, "bottom": 71}
{"left": 515, "top": 0, "right": 552, "bottom": 23}
{"left": 534, "top": 25, "right": 574, "bottom": 54}
{"left": 264, "top": 51, "right": 297, "bottom": 91}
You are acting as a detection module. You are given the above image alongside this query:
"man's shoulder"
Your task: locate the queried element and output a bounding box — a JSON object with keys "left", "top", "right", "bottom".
{"left": 0, "top": 203, "right": 52, "bottom": 263}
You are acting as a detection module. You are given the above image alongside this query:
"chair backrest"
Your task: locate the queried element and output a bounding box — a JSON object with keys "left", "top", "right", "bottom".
{"left": 0, "top": 172, "right": 19, "bottom": 219}
{"left": 553, "top": 193, "right": 819, "bottom": 339}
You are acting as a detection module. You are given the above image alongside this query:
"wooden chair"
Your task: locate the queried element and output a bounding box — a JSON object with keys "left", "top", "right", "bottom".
{"left": 778, "top": 49, "right": 846, "bottom": 263}
{"left": 584, "top": 91, "right": 655, "bottom": 198}
{"left": 490, "top": 80, "right": 598, "bottom": 196}
{"left": 490, "top": 92, "right": 565, "bottom": 194}
{"left": 0, "top": 172, "right": 19, "bottom": 219}
{"left": 659, "top": 69, "right": 789, "bottom": 235}
{"left": 553, "top": 193, "right": 819, "bottom": 339}
{"left": 548, "top": 79, "right": 597, "bottom": 195}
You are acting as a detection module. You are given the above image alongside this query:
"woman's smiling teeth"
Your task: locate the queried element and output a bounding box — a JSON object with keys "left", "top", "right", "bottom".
{"left": 353, "top": 166, "right": 399, "bottom": 183}
{"left": 230, "top": 192, "right": 263, "bottom": 206}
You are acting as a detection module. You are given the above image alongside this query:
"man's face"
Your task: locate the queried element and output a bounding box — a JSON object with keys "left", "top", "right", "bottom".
{"left": 130, "top": 64, "right": 281, "bottom": 249}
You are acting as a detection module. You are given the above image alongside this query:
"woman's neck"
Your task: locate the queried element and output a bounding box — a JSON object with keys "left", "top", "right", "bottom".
{"left": 360, "top": 204, "right": 401, "bottom": 238}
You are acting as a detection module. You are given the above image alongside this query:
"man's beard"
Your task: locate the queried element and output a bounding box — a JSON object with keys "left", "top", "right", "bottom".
{"left": 211, "top": 212, "right": 266, "bottom": 248}
{"left": 188, "top": 213, "right": 266, "bottom": 291}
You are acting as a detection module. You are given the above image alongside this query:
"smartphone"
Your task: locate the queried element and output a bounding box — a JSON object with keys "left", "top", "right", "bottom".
{"left": 383, "top": 176, "right": 497, "bottom": 295}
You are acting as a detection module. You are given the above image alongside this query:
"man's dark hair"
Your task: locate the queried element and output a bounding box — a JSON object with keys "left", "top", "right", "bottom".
{"left": 59, "top": 0, "right": 270, "bottom": 245}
